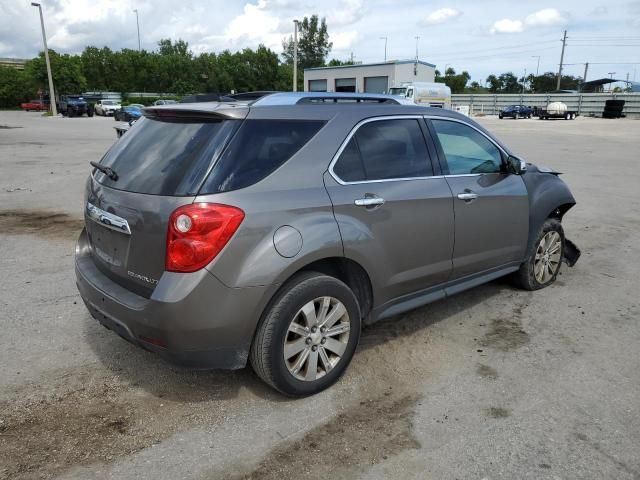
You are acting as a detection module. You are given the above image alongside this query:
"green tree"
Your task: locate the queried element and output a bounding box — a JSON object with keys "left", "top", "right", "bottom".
{"left": 25, "top": 50, "right": 87, "bottom": 96}
{"left": 486, "top": 74, "right": 501, "bottom": 93}
{"left": 439, "top": 68, "right": 470, "bottom": 94}
{"left": 282, "top": 15, "right": 332, "bottom": 69}
{"left": 497, "top": 72, "right": 520, "bottom": 93}
{"left": 327, "top": 58, "right": 354, "bottom": 66}
{"left": 0, "top": 66, "right": 33, "bottom": 107}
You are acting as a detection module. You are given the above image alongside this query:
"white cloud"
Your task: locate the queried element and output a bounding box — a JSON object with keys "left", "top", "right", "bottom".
{"left": 524, "top": 8, "right": 566, "bottom": 26}
{"left": 331, "top": 31, "right": 359, "bottom": 51}
{"left": 328, "top": 0, "right": 366, "bottom": 27}
{"left": 420, "top": 7, "right": 462, "bottom": 26}
{"left": 223, "top": 1, "right": 283, "bottom": 48}
{"left": 490, "top": 18, "right": 524, "bottom": 34}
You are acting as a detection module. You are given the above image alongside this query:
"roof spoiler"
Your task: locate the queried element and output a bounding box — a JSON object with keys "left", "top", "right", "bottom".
{"left": 144, "top": 105, "right": 247, "bottom": 121}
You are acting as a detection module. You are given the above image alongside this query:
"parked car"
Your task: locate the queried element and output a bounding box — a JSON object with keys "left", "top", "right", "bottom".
{"left": 58, "top": 95, "right": 93, "bottom": 117}
{"left": 114, "top": 105, "right": 143, "bottom": 122}
{"left": 20, "top": 99, "right": 49, "bottom": 111}
{"left": 94, "top": 99, "right": 121, "bottom": 116}
{"left": 499, "top": 105, "right": 532, "bottom": 119}
{"left": 77, "top": 92, "right": 580, "bottom": 396}
{"left": 153, "top": 99, "right": 177, "bottom": 105}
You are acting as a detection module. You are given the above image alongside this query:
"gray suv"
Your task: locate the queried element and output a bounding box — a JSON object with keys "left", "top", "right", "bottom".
{"left": 76, "top": 92, "right": 580, "bottom": 396}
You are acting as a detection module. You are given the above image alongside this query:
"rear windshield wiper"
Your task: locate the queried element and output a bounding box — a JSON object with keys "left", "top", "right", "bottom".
{"left": 90, "top": 161, "right": 118, "bottom": 181}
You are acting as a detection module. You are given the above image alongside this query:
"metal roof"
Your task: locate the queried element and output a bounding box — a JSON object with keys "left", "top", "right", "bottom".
{"left": 304, "top": 59, "right": 436, "bottom": 71}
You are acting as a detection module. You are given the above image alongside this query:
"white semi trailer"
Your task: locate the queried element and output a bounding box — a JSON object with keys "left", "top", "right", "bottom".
{"left": 388, "top": 82, "right": 451, "bottom": 108}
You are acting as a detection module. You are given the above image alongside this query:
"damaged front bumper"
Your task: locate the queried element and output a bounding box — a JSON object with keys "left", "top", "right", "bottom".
{"left": 563, "top": 238, "right": 581, "bottom": 267}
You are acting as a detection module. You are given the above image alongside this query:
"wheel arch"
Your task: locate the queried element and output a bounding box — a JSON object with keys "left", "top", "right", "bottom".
{"left": 522, "top": 171, "right": 576, "bottom": 255}
{"left": 246, "top": 256, "right": 374, "bottom": 368}
{"left": 263, "top": 256, "right": 374, "bottom": 323}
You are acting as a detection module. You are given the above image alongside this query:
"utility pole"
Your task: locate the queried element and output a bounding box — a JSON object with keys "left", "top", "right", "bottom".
{"left": 556, "top": 30, "right": 567, "bottom": 91}
{"left": 414, "top": 36, "right": 420, "bottom": 61}
{"left": 133, "top": 9, "right": 141, "bottom": 51}
{"left": 532, "top": 55, "right": 541, "bottom": 76}
{"left": 31, "top": 3, "right": 56, "bottom": 116}
{"left": 583, "top": 62, "right": 589, "bottom": 86}
{"left": 522, "top": 68, "right": 527, "bottom": 94}
{"left": 380, "top": 37, "right": 387, "bottom": 62}
{"left": 293, "top": 19, "right": 299, "bottom": 92}
{"left": 607, "top": 72, "right": 616, "bottom": 92}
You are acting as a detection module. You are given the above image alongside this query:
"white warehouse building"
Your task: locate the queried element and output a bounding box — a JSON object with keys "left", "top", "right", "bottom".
{"left": 303, "top": 60, "right": 436, "bottom": 94}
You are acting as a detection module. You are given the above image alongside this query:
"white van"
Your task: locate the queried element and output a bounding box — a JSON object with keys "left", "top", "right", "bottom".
{"left": 388, "top": 82, "right": 451, "bottom": 108}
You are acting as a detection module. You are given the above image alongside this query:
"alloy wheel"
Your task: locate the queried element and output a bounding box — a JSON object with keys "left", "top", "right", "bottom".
{"left": 534, "top": 231, "right": 562, "bottom": 283}
{"left": 283, "top": 296, "right": 350, "bottom": 382}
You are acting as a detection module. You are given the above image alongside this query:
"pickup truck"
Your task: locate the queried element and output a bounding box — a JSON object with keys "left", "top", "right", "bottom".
{"left": 20, "top": 100, "right": 49, "bottom": 111}
{"left": 57, "top": 95, "right": 94, "bottom": 117}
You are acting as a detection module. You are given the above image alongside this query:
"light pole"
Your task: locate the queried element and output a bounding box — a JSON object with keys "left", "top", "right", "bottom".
{"left": 31, "top": 2, "right": 56, "bottom": 115}
{"left": 133, "top": 9, "right": 141, "bottom": 51}
{"left": 414, "top": 36, "right": 420, "bottom": 61}
{"left": 608, "top": 72, "right": 616, "bottom": 92}
{"left": 531, "top": 56, "right": 540, "bottom": 76}
{"left": 293, "top": 19, "right": 299, "bottom": 92}
{"left": 380, "top": 37, "right": 387, "bottom": 62}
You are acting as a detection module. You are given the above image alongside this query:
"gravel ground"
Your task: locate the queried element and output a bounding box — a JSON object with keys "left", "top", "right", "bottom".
{"left": 0, "top": 111, "right": 639, "bottom": 480}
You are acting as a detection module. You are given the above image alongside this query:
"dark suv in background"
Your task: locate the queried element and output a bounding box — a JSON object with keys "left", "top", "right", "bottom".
{"left": 58, "top": 95, "right": 94, "bottom": 117}
{"left": 76, "top": 92, "right": 579, "bottom": 396}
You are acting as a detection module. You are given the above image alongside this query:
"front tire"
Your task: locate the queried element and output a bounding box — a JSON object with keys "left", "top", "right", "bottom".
{"left": 513, "top": 218, "right": 564, "bottom": 290}
{"left": 250, "top": 272, "right": 361, "bottom": 396}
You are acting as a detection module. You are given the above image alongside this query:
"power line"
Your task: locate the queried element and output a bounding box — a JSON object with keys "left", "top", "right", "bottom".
{"left": 429, "top": 45, "right": 559, "bottom": 63}
{"left": 567, "top": 44, "right": 640, "bottom": 47}
{"left": 426, "top": 39, "right": 559, "bottom": 58}
{"left": 563, "top": 62, "right": 640, "bottom": 65}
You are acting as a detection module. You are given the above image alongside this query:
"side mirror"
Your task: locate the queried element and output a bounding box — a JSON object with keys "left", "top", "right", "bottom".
{"left": 507, "top": 155, "right": 527, "bottom": 175}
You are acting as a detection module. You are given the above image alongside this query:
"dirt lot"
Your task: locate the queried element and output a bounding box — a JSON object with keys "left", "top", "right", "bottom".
{"left": 1, "top": 111, "right": 639, "bottom": 480}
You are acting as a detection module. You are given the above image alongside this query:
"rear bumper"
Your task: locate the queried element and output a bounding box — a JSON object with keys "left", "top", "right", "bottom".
{"left": 75, "top": 228, "right": 271, "bottom": 369}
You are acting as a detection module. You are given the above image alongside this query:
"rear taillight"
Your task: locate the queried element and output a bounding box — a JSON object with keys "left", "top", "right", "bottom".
{"left": 166, "top": 203, "right": 244, "bottom": 273}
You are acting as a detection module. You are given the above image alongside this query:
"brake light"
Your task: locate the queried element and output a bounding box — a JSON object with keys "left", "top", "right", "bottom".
{"left": 166, "top": 203, "right": 244, "bottom": 273}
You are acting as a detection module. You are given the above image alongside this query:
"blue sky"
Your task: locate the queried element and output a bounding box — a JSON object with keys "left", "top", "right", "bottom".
{"left": 2, "top": 0, "right": 639, "bottom": 85}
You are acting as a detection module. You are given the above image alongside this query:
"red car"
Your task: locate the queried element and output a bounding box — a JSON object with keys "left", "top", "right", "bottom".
{"left": 21, "top": 100, "right": 49, "bottom": 111}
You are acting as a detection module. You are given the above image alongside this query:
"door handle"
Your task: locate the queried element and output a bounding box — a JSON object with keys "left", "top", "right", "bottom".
{"left": 354, "top": 196, "right": 385, "bottom": 207}
{"left": 457, "top": 192, "right": 479, "bottom": 202}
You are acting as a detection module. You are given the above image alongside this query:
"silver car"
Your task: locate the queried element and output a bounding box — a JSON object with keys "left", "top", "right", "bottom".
{"left": 76, "top": 92, "right": 580, "bottom": 396}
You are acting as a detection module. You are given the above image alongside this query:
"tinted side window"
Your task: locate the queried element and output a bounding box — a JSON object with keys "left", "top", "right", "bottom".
{"left": 202, "top": 119, "right": 325, "bottom": 193}
{"left": 333, "top": 119, "right": 433, "bottom": 182}
{"left": 431, "top": 120, "right": 503, "bottom": 175}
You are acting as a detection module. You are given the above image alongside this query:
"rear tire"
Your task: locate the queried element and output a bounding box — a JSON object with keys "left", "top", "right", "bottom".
{"left": 250, "top": 272, "right": 361, "bottom": 396}
{"left": 513, "top": 218, "right": 564, "bottom": 291}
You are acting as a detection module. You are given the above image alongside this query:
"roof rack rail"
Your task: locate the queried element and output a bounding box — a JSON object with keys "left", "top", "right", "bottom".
{"left": 251, "top": 92, "right": 413, "bottom": 106}
{"left": 296, "top": 95, "right": 399, "bottom": 104}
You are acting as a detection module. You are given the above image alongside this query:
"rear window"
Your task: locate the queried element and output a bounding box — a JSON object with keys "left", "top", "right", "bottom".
{"left": 94, "top": 116, "right": 238, "bottom": 196}
{"left": 201, "top": 119, "right": 325, "bottom": 193}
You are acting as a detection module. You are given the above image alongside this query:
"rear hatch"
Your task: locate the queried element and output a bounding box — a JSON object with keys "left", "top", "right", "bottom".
{"left": 85, "top": 108, "right": 244, "bottom": 297}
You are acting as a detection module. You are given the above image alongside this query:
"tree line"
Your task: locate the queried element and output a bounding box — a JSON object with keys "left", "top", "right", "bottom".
{"left": 0, "top": 15, "right": 333, "bottom": 107}
{"left": 0, "top": 14, "right": 595, "bottom": 108}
